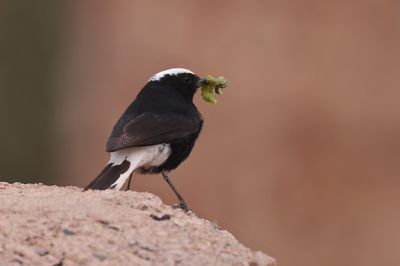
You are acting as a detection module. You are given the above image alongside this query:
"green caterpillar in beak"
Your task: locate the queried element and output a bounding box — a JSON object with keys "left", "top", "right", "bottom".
{"left": 201, "top": 75, "right": 229, "bottom": 104}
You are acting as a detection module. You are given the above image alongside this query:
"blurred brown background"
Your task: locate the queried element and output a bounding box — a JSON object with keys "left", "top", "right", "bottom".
{"left": 2, "top": 1, "right": 400, "bottom": 266}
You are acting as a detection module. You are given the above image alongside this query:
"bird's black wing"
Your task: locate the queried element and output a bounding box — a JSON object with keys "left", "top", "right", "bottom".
{"left": 106, "top": 112, "right": 202, "bottom": 152}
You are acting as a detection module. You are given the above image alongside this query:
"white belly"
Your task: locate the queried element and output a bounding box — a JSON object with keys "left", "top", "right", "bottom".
{"left": 108, "top": 144, "right": 171, "bottom": 190}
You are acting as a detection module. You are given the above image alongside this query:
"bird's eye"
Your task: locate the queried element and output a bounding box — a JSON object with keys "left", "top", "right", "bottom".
{"left": 181, "top": 76, "right": 192, "bottom": 84}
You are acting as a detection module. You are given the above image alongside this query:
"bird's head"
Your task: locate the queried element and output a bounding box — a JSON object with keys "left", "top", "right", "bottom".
{"left": 148, "top": 68, "right": 205, "bottom": 101}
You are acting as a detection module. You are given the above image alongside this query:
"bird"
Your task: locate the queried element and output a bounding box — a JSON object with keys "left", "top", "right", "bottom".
{"left": 85, "top": 68, "right": 207, "bottom": 212}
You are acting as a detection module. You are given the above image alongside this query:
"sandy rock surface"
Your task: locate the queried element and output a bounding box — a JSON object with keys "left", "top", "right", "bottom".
{"left": 0, "top": 182, "right": 275, "bottom": 266}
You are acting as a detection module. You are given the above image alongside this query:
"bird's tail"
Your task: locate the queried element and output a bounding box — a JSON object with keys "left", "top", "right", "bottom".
{"left": 84, "top": 158, "right": 133, "bottom": 190}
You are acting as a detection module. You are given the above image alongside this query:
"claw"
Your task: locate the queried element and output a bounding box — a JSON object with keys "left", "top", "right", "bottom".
{"left": 172, "top": 201, "right": 191, "bottom": 213}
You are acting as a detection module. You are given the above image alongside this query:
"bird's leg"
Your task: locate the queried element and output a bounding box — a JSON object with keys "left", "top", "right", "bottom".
{"left": 161, "top": 171, "right": 190, "bottom": 212}
{"left": 125, "top": 173, "right": 133, "bottom": 191}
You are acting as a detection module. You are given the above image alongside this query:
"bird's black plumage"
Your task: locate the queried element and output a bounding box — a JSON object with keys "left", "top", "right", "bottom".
{"left": 85, "top": 69, "right": 206, "bottom": 211}
{"left": 106, "top": 72, "right": 204, "bottom": 173}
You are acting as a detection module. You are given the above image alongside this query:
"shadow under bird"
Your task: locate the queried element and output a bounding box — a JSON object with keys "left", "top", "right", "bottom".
{"left": 85, "top": 68, "right": 227, "bottom": 212}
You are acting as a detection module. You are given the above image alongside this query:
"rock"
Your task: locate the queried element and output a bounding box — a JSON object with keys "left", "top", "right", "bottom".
{"left": 0, "top": 182, "right": 276, "bottom": 265}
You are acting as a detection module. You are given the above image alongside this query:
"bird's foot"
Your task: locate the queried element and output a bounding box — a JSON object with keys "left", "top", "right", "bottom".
{"left": 172, "top": 201, "right": 191, "bottom": 213}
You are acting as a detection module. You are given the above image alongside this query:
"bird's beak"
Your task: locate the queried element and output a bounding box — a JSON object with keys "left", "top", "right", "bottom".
{"left": 195, "top": 78, "right": 206, "bottom": 88}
